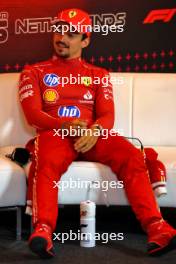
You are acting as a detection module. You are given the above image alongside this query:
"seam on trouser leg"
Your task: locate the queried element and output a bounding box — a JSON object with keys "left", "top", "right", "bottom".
{"left": 33, "top": 134, "right": 39, "bottom": 225}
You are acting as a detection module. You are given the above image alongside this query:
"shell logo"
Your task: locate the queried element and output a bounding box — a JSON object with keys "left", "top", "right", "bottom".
{"left": 69, "top": 10, "right": 77, "bottom": 18}
{"left": 43, "top": 89, "right": 59, "bottom": 103}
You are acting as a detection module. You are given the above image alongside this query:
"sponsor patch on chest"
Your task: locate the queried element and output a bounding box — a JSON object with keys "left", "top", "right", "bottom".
{"left": 43, "top": 89, "right": 59, "bottom": 103}
{"left": 43, "top": 73, "right": 59, "bottom": 87}
{"left": 58, "top": 106, "right": 80, "bottom": 117}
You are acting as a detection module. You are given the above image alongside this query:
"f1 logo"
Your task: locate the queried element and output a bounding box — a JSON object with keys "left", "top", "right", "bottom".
{"left": 143, "top": 8, "right": 176, "bottom": 24}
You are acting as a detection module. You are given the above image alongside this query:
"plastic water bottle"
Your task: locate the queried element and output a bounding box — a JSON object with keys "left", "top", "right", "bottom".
{"left": 80, "top": 200, "right": 96, "bottom": 247}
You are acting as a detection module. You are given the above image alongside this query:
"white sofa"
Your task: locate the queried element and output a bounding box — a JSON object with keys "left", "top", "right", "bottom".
{"left": 0, "top": 72, "right": 176, "bottom": 238}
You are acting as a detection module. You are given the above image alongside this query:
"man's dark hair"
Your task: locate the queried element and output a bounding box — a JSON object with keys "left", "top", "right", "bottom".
{"left": 82, "top": 33, "right": 88, "bottom": 40}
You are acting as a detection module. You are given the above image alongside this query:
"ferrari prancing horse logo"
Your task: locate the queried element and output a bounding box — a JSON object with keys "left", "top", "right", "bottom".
{"left": 69, "top": 10, "right": 77, "bottom": 18}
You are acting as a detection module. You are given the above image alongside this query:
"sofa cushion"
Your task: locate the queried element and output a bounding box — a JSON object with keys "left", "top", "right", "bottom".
{"left": 0, "top": 145, "right": 22, "bottom": 156}
{"left": 0, "top": 145, "right": 176, "bottom": 207}
{"left": 0, "top": 73, "right": 35, "bottom": 148}
{"left": 58, "top": 161, "right": 128, "bottom": 205}
{"left": 132, "top": 74, "right": 176, "bottom": 146}
{"left": 111, "top": 73, "right": 133, "bottom": 137}
{"left": 0, "top": 156, "right": 26, "bottom": 207}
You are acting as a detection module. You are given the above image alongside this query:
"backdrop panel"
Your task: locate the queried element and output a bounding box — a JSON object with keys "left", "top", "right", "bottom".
{"left": 0, "top": 0, "right": 175, "bottom": 72}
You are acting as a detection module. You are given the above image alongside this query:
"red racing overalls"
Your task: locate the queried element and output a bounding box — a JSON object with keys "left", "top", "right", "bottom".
{"left": 19, "top": 56, "right": 163, "bottom": 231}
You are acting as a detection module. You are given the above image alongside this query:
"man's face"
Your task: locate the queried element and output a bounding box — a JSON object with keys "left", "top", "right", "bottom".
{"left": 53, "top": 22, "right": 90, "bottom": 59}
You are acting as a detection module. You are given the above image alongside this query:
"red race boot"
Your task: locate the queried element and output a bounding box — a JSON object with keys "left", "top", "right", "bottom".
{"left": 147, "top": 220, "right": 176, "bottom": 256}
{"left": 29, "top": 223, "right": 55, "bottom": 259}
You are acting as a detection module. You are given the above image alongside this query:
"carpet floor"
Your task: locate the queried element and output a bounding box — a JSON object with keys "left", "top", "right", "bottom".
{"left": 0, "top": 206, "right": 176, "bottom": 264}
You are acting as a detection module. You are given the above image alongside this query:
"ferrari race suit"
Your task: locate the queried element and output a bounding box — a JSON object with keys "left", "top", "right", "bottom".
{"left": 24, "top": 142, "right": 167, "bottom": 214}
{"left": 19, "top": 55, "right": 164, "bottom": 232}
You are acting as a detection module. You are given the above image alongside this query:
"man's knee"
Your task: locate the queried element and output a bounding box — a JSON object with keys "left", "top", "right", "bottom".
{"left": 120, "top": 138, "right": 143, "bottom": 160}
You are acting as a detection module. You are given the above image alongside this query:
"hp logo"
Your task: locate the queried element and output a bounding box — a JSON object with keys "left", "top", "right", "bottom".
{"left": 58, "top": 106, "right": 80, "bottom": 117}
{"left": 43, "top": 73, "right": 59, "bottom": 87}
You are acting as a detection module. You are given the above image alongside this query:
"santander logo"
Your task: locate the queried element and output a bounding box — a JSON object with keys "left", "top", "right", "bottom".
{"left": 83, "top": 91, "right": 93, "bottom": 100}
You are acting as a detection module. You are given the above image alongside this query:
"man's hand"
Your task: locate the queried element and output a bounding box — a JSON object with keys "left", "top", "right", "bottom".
{"left": 62, "top": 119, "right": 87, "bottom": 136}
{"left": 74, "top": 126, "right": 100, "bottom": 153}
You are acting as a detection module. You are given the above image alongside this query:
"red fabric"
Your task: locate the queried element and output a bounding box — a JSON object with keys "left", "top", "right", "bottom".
{"left": 19, "top": 56, "right": 114, "bottom": 131}
{"left": 29, "top": 223, "right": 54, "bottom": 257}
{"left": 55, "top": 8, "right": 92, "bottom": 36}
{"left": 29, "top": 132, "right": 162, "bottom": 231}
{"left": 144, "top": 148, "right": 167, "bottom": 184}
{"left": 20, "top": 57, "right": 163, "bottom": 232}
{"left": 147, "top": 220, "right": 176, "bottom": 255}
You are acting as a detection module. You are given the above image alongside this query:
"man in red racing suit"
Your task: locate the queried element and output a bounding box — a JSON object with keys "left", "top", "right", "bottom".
{"left": 19, "top": 8, "right": 176, "bottom": 259}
